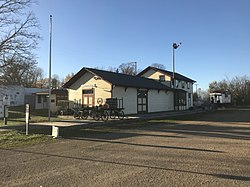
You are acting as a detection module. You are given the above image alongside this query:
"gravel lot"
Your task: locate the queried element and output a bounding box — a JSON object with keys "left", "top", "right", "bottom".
{"left": 0, "top": 109, "right": 250, "bottom": 187}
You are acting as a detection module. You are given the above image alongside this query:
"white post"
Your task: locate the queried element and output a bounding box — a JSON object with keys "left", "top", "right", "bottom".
{"left": 25, "top": 104, "right": 29, "bottom": 135}
{"left": 52, "top": 126, "right": 59, "bottom": 138}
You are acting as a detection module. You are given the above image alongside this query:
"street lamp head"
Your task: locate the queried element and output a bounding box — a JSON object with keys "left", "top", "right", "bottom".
{"left": 173, "top": 42, "right": 182, "bottom": 49}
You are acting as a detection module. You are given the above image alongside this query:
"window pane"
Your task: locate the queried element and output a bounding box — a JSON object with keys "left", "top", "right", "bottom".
{"left": 83, "top": 89, "right": 93, "bottom": 94}
{"left": 138, "top": 98, "right": 142, "bottom": 104}
{"left": 38, "top": 95, "right": 41, "bottom": 103}
{"left": 159, "top": 75, "right": 165, "bottom": 82}
{"left": 138, "top": 105, "right": 142, "bottom": 111}
{"left": 89, "top": 97, "right": 92, "bottom": 105}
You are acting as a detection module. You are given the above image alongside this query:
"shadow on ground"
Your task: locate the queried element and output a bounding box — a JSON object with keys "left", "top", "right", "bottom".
{"left": 1, "top": 147, "right": 249, "bottom": 181}
{"left": 1, "top": 109, "right": 250, "bottom": 142}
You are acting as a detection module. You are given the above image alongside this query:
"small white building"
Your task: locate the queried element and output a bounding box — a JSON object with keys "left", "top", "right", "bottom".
{"left": 0, "top": 85, "right": 46, "bottom": 107}
{"left": 33, "top": 89, "right": 68, "bottom": 113}
{"left": 0, "top": 85, "right": 25, "bottom": 106}
{"left": 210, "top": 90, "right": 231, "bottom": 104}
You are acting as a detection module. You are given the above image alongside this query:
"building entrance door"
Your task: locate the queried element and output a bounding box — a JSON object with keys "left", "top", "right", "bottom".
{"left": 137, "top": 89, "right": 148, "bottom": 114}
{"left": 82, "top": 89, "right": 94, "bottom": 107}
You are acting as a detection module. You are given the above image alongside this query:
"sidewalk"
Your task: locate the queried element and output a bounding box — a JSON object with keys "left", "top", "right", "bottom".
{"left": 133, "top": 108, "right": 205, "bottom": 119}
{"left": 29, "top": 108, "right": 206, "bottom": 128}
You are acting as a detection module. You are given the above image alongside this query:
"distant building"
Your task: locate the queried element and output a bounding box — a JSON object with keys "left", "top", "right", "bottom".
{"left": 33, "top": 89, "right": 68, "bottom": 113}
{"left": 0, "top": 85, "right": 46, "bottom": 107}
{"left": 209, "top": 90, "right": 231, "bottom": 105}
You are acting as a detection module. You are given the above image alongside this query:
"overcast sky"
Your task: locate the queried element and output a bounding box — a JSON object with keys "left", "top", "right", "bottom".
{"left": 33, "top": 0, "right": 250, "bottom": 89}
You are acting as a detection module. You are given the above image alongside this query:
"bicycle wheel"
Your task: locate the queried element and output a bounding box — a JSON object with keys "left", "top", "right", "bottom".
{"left": 73, "top": 112, "right": 80, "bottom": 119}
{"left": 101, "top": 111, "right": 109, "bottom": 121}
{"left": 110, "top": 110, "right": 116, "bottom": 119}
{"left": 118, "top": 110, "right": 124, "bottom": 120}
{"left": 93, "top": 112, "right": 100, "bottom": 121}
{"left": 81, "top": 111, "right": 88, "bottom": 120}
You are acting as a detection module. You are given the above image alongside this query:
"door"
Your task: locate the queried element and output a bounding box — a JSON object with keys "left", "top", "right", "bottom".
{"left": 82, "top": 89, "right": 94, "bottom": 107}
{"left": 137, "top": 90, "right": 148, "bottom": 114}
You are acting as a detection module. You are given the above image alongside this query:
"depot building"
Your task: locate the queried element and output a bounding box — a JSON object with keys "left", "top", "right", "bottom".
{"left": 63, "top": 66, "right": 195, "bottom": 115}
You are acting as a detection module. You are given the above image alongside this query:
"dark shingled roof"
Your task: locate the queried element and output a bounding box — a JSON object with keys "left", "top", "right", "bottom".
{"left": 33, "top": 89, "right": 68, "bottom": 95}
{"left": 63, "top": 67, "right": 172, "bottom": 91}
{"left": 137, "top": 66, "right": 196, "bottom": 83}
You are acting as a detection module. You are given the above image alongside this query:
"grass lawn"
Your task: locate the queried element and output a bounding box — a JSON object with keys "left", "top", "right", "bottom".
{"left": 0, "top": 106, "right": 61, "bottom": 148}
{"left": 0, "top": 105, "right": 63, "bottom": 126}
{"left": 0, "top": 130, "right": 52, "bottom": 148}
{"left": 0, "top": 106, "right": 220, "bottom": 148}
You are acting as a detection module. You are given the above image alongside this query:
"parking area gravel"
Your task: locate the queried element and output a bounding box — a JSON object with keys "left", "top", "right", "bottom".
{"left": 0, "top": 108, "right": 249, "bottom": 186}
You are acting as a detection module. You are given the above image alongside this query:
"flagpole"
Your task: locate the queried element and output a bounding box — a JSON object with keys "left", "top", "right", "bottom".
{"left": 48, "top": 15, "right": 52, "bottom": 121}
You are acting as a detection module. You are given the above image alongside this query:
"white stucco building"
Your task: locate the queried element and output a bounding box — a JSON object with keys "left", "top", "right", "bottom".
{"left": 63, "top": 66, "right": 195, "bottom": 115}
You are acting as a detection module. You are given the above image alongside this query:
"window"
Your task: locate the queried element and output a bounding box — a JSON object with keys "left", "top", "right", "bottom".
{"left": 175, "top": 80, "right": 179, "bottom": 88}
{"left": 74, "top": 99, "right": 77, "bottom": 108}
{"left": 187, "top": 82, "right": 190, "bottom": 89}
{"left": 56, "top": 95, "right": 68, "bottom": 100}
{"left": 82, "top": 89, "right": 94, "bottom": 94}
{"left": 182, "top": 81, "right": 185, "bottom": 88}
{"left": 38, "top": 95, "right": 41, "bottom": 104}
{"left": 159, "top": 75, "right": 165, "bottom": 82}
{"left": 79, "top": 99, "right": 82, "bottom": 107}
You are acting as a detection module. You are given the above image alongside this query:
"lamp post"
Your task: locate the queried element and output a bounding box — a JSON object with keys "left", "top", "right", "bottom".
{"left": 48, "top": 15, "right": 52, "bottom": 121}
{"left": 172, "top": 42, "right": 181, "bottom": 87}
{"left": 172, "top": 42, "right": 181, "bottom": 111}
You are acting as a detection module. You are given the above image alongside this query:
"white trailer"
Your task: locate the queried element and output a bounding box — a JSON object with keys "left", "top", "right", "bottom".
{"left": 210, "top": 91, "right": 231, "bottom": 105}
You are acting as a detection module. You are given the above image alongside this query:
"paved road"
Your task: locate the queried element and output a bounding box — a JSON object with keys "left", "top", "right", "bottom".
{"left": 0, "top": 109, "right": 249, "bottom": 186}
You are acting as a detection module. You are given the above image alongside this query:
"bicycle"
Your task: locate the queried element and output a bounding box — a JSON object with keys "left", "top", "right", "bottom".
{"left": 87, "top": 106, "right": 109, "bottom": 121}
{"left": 109, "top": 108, "right": 124, "bottom": 120}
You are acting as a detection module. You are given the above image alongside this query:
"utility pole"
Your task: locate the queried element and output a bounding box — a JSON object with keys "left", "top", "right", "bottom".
{"left": 195, "top": 83, "right": 198, "bottom": 93}
{"left": 172, "top": 42, "right": 181, "bottom": 88}
{"left": 48, "top": 15, "right": 52, "bottom": 121}
{"left": 135, "top": 62, "right": 137, "bottom": 75}
{"left": 172, "top": 42, "right": 181, "bottom": 111}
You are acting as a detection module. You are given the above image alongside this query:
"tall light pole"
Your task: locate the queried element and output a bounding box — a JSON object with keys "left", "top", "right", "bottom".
{"left": 48, "top": 15, "right": 52, "bottom": 121}
{"left": 172, "top": 42, "right": 181, "bottom": 88}
{"left": 195, "top": 83, "right": 198, "bottom": 93}
{"left": 172, "top": 42, "right": 181, "bottom": 111}
{"left": 133, "top": 61, "right": 137, "bottom": 75}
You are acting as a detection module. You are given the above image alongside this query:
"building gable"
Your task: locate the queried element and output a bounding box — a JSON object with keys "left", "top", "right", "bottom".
{"left": 138, "top": 66, "right": 196, "bottom": 83}
{"left": 63, "top": 67, "right": 172, "bottom": 91}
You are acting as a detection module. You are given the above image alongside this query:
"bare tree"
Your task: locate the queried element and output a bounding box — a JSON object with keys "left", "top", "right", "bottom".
{"left": 62, "top": 72, "right": 74, "bottom": 85}
{"left": 118, "top": 62, "right": 137, "bottom": 75}
{"left": 106, "top": 66, "right": 117, "bottom": 73}
{"left": 0, "top": 0, "right": 40, "bottom": 84}
{"left": 0, "top": 57, "right": 43, "bottom": 87}
{"left": 151, "top": 63, "right": 166, "bottom": 70}
{"left": 209, "top": 75, "right": 250, "bottom": 105}
{"left": 31, "top": 67, "right": 44, "bottom": 87}
{"left": 228, "top": 75, "right": 249, "bottom": 105}
{"left": 209, "top": 80, "right": 229, "bottom": 92}
{"left": 52, "top": 74, "right": 61, "bottom": 89}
